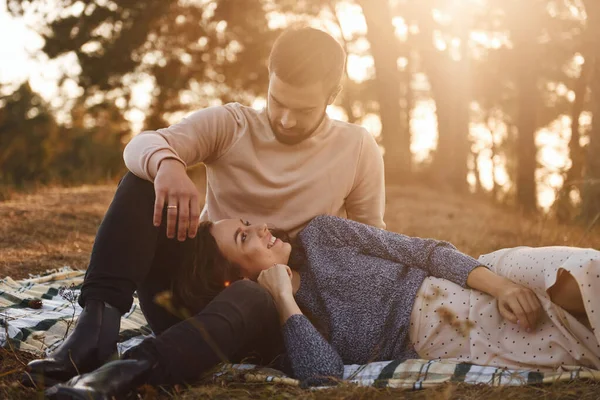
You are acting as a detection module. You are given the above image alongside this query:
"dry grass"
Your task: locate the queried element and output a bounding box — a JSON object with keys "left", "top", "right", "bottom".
{"left": 0, "top": 347, "right": 38, "bottom": 399}
{"left": 0, "top": 185, "right": 115, "bottom": 279}
{"left": 0, "top": 181, "right": 599, "bottom": 399}
{"left": 171, "top": 379, "right": 600, "bottom": 399}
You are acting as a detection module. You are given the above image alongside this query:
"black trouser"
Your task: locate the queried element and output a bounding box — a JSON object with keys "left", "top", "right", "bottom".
{"left": 124, "top": 279, "right": 284, "bottom": 385}
{"left": 79, "top": 172, "right": 283, "bottom": 382}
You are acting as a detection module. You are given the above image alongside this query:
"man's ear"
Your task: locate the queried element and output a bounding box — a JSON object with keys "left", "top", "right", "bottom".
{"left": 327, "top": 85, "right": 343, "bottom": 105}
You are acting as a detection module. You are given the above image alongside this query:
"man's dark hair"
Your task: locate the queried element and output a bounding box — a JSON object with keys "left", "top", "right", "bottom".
{"left": 268, "top": 27, "right": 346, "bottom": 95}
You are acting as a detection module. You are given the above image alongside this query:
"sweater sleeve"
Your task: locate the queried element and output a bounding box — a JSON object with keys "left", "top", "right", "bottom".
{"left": 282, "top": 314, "right": 344, "bottom": 383}
{"left": 123, "top": 103, "right": 245, "bottom": 180}
{"left": 307, "top": 215, "right": 483, "bottom": 288}
{"left": 345, "top": 129, "right": 386, "bottom": 230}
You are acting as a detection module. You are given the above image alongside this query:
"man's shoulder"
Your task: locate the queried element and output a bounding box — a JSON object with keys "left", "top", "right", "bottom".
{"left": 186, "top": 102, "right": 263, "bottom": 123}
{"left": 329, "top": 118, "right": 369, "bottom": 138}
{"left": 222, "top": 102, "right": 264, "bottom": 120}
{"left": 221, "top": 102, "right": 255, "bottom": 112}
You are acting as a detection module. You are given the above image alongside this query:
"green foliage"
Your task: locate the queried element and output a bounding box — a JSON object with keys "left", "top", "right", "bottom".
{"left": 7, "top": 0, "right": 279, "bottom": 125}
{"left": 0, "top": 83, "right": 60, "bottom": 187}
{"left": 0, "top": 83, "right": 125, "bottom": 194}
{"left": 51, "top": 101, "right": 128, "bottom": 183}
{"left": 3, "top": 0, "right": 600, "bottom": 217}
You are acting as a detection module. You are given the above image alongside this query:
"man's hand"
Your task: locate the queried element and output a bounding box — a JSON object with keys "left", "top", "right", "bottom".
{"left": 496, "top": 282, "right": 543, "bottom": 332}
{"left": 153, "top": 159, "right": 201, "bottom": 241}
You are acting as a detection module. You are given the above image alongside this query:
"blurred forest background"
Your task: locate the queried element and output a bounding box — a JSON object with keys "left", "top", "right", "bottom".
{"left": 1, "top": 0, "right": 600, "bottom": 226}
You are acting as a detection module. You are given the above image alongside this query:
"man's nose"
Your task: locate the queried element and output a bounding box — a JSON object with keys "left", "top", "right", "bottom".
{"left": 280, "top": 110, "right": 296, "bottom": 129}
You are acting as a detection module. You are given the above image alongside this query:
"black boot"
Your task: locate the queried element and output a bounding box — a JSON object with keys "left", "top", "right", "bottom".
{"left": 23, "top": 299, "right": 121, "bottom": 388}
{"left": 44, "top": 359, "right": 154, "bottom": 400}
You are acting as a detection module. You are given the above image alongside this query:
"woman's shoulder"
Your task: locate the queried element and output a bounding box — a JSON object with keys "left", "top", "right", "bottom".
{"left": 304, "top": 215, "right": 351, "bottom": 232}
{"left": 299, "top": 215, "right": 361, "bottom": 245}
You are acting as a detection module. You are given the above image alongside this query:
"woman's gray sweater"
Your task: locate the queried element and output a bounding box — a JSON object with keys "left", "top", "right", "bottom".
{"left": 282, "top": 215, "right": 482, "bottom": 383}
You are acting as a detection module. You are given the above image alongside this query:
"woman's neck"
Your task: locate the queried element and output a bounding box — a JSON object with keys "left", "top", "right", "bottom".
{"left": 291, "top": 270, "right": 301, "bottom": 295}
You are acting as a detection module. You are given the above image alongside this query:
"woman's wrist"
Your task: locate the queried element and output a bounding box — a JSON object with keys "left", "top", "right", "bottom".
{"left": 467, "top": 266, "right": 514, "bottom": 298}
{"left": 273, "top": 290, "right": 294, "bottom": 304}
{"left": 274, "top": 292, "right": 302, "bottom": 325}
{"left": 489, "top": 276, "right": 516, "bottom": 298}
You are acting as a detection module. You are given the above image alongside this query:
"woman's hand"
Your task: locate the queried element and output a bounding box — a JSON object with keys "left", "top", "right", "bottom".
{"left": 257, "top": 264, "right": 294, "bottom": 302}
{"left": 496, "top": 282, "right": 543, "bottom": 332}
{"left": 466, "top": 266, "right": 542, "bottom": 331}
{"left": 257, "top": 264, "right": 302, "bottom": 325}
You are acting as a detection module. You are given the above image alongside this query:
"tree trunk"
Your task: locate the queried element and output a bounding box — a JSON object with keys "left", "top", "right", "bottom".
{"left": 448, "top": 23, "right": 471, "bottom": 192}
{"left": 358, "top": 0, "right": 411, "bottom": 183}
{"left": 515, "top": 57, "right": 538, "bottom": 212}
{"left": 513, "top": 10, "right": 538, "bottom": 213}
{"left": 471, "top": 150, "right": 483, "bottom": 194}
{"left": 485, "top": 111, "right": 500, "bottom": 201}
{"left": 427, "top": 57, "right": 456, "bottom": 180}
{"left": 328, "top": 2, "right": 359, "bottom": 124}
{"left": 415, "top": 1, "right": 470, "bottom": 191}
{"left": 555, "top": 57, "right": 591, "bottom": 221}
{"left": 581, "top": 0, "right": 600, "bottom": 222}
{"left": 569, "top": 58, "right": 591, "bottom": 182}
{"left": 403, "top": 50, "right": 414, "bottom": 150}
{"left": 582, "top": 61, "right": 600, "bottom": 222}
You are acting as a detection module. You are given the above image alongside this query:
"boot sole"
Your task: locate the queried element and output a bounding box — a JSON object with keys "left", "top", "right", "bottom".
{"left": 20, "top": 371, "right": 64, "bottom": 389}
{"left": 46, "top": 385, "right": 113, "bottom": 400}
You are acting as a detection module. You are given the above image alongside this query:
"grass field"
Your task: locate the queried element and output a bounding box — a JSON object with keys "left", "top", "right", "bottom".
{"left": 1, "top": 182, "right": 599, "bottom": 399}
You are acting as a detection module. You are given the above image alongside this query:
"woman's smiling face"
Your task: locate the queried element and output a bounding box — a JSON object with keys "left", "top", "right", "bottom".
{"left": 210, "top": 219, "right": 292, "bottom": 280}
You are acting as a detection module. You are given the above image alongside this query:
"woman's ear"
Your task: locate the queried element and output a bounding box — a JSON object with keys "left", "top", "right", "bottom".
{"left": 327, "top": 85, "right": 342, "bottom": 105}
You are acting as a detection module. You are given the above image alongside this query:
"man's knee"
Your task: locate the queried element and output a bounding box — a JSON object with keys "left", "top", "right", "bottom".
{"left": 119, "top": 171, "right": 154, "bottom": 193}
{"left": 215, "top": 280, "right": 277, "bottom": 318}
{"left": 112, "top": 172, "right": 156, "bottom": 209}
{"left": 227, "top": 280, "right": 275, "bottom": 303}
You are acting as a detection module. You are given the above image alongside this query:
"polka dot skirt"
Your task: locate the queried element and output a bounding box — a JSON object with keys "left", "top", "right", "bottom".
{"left": 409, "top": 246, "right": 600, "bottom": 371}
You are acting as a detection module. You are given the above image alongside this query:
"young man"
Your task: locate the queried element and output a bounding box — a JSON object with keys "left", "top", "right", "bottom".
{"left": 27, "top": 27, "right": 386, "bottom": 396}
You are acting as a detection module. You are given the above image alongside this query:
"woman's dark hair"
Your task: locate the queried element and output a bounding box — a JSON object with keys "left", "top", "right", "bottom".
{"left": 173, "top": 221, "right": 330, "bottom": 339}
{"left": 172, "top": 221, "right": 241, "bottom": 314}
{"left": 172, "top": 222, "right": 293, "bottom": 314}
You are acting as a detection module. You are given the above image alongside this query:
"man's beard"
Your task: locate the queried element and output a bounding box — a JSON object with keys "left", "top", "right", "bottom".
{"left": 268, "top": 110, "right": 327, "bottom": 146}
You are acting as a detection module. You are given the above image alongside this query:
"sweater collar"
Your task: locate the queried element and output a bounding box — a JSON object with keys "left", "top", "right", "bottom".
{"left": 261, "top": 108, "right": 333, "bottom": 143}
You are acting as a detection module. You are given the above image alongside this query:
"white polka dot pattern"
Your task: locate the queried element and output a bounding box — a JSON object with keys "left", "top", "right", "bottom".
{"left": 409, "top": 247, "right": 600, "bottom": 371}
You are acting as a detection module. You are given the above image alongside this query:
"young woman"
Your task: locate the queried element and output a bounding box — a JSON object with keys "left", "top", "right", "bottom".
{"left": 210, "top": 215, "right": 600, "bottom": 380}
{"left": 46, "top": 215, "right": 600, "bottom": 398}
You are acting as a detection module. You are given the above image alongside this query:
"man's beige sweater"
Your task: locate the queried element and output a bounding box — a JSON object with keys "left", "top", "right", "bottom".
{"left": 124, "top": 103, "right": 385, "bottom": 235}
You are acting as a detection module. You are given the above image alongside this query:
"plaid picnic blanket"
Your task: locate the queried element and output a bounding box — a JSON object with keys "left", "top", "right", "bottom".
{"left": 1, "top": 267, "right": 599, "bottom": 389}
